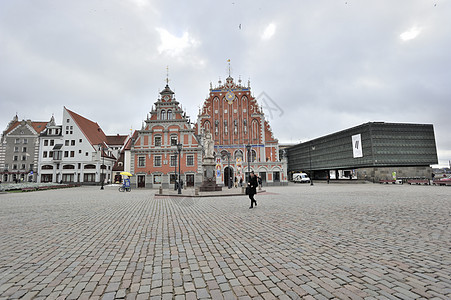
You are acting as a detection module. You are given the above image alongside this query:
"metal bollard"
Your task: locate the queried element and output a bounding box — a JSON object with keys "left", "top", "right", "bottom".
{"left": 195, "top": 187, "right": 199, "bottom": 196}
{"left": 159, "top": 186, "right": 163, "bottom": 194}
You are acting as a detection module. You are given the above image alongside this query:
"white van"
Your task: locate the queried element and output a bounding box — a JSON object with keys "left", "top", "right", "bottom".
{"left": 292, "top": 173, "right": 310, "bottom": 183}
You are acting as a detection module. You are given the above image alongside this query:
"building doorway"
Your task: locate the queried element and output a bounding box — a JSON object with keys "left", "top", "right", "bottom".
{"left": 273, "top": 171, "right": 280, "bottom": 183}
{"left": 186, "top": 174, "right": 194, "bottom": 187}
{"left": 137, "top": 175, "right": 146, "bottom": 188}
{"left": 259, "top": 172, "right": 266, "bottom": 186}
{"left": 224, "top": 166, "right": 234, "bottom": 188}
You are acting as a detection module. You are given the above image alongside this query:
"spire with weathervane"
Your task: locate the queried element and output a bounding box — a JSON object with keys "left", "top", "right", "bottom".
{"left": 160, "top": 66, "right": 175, "bottom": 102}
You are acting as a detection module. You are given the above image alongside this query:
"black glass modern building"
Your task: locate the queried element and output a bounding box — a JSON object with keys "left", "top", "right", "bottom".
{"left": 287, "top": 122, "right": 438, "bottom": 182}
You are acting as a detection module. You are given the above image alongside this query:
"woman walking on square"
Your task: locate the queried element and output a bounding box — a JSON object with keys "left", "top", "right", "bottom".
{"left": 248, "top": 171, "right": 258, "bottom": 209}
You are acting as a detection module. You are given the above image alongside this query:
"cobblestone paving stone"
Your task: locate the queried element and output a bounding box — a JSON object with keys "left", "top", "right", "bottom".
{"left": 0, "top": 184, "right": 450, "bottom": 299}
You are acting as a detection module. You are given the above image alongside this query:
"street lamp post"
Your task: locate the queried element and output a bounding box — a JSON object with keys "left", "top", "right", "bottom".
{"left": 226, "top": 152, "right": 231, "bottom": 189}
{"left": 98, "top": 143, "right": 105, "bottom": 190}
{"left": 246, "top": 144, "right": 251, "bottom": 183}
{"left": 173, "top": 151, "right": 177, "bottom": 190}
{"left": 177, "top": 143, "right": 182, "bottom": 194}
{"left": 309, "top": 145, "right": 315, "bottom": 186}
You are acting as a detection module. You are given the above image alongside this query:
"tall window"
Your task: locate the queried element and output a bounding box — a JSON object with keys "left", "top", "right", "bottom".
{"left": 251, "top": 119, "right": 259, "bottom": 141}
{"left": 84, "top": 174, "right": 95, "bottom": 182}
{"left": 171, "top": 136, "right": 178, "bottom": 146}
{"left": 53, "top": 151, "right": 62, "bottom": 160}
{"left": 187, "top": 155, "right": 194, "bottom": 166}
{"left": 154, "top": 136, "right": 162, "bottom": 146}
{"left": 170, "top": 155, "right": 177, "bottom": 167}
{"left": 160, "top": 110, "right": 166, "bottom": 120}
{"left": 138, "top": 156, "right": 145, "bottom": 167}
{"left": 167, "top": 110, "right": 172, "bottom": 120}
{"left": 154, "top": 155, "right": 162, "bottom": 167}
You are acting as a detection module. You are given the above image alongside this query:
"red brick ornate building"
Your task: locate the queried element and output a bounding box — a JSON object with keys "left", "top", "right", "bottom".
{"left": 195, "top": 74, "right": 287, "bottom": 186}
{"left": 130, "top": 81, "right": 202, "bottom": 188}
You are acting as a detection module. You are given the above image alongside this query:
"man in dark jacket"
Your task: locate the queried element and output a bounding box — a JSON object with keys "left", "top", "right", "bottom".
{"left": 248, "top": 171, "right": 258, "bottom": 208}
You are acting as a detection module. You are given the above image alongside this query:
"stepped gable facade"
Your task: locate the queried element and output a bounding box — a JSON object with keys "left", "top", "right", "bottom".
{"left": 130, "top": 82, "right": 202, "bottom": 189}
{"left": 194, "top": 74, "right": 287, "bottom": 186}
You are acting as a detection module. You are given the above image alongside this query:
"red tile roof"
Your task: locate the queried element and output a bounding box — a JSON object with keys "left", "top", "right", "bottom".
{"left": 31, "top": 122, "right": 48, "bottom": 134}
{"left": 124, "top": 131, "right": 138, "bottom": 150}
{"left": 4, "top": 121, "right": 47, "bottom": 135}
{"left": 106, "top": 134, "right": 128, "bottom": 146}
{"left": 65, "top": 107, "right": 107, "bottom": 147}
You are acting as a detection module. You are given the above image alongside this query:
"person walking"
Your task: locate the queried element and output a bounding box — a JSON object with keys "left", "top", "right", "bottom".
{"left": 248, "top": 171, "right": 258, "bottom": 209}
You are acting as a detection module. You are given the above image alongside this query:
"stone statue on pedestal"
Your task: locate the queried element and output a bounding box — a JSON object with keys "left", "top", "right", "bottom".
{"left": 204, "top": 130, "right": 214, "bottom": 159}
{"left": 199, "top": 129, "right": 222, "bottom": 191}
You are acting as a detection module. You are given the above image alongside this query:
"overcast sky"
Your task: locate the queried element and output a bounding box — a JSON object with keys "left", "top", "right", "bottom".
{"left": 1, "top": 0, "right": 450, "bottom": 167}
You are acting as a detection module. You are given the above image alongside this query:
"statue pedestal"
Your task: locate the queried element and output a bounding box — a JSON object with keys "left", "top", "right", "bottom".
{"left": 199, "top": 157, "right": 222, "bottom": 192}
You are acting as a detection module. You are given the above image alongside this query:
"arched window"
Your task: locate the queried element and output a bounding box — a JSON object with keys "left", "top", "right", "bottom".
{"left": 63, "top": 165, "right": 75, "bottom": 169}
{"left": 220, "top": 150, "right": 229, "bottom": 159}
{"left": 234, "top": 150, "right": 243, "bottom": 160}
{"left": 160, "top": 110, "right": 166, "bottom": 120}
{"left": 251, "top": 119, "right": 259, "bottom": 141}
{"left": 167, "top": 110, "right": 172, "bottom": 120}
{"left": 250, "top": 150, "right": 257, "bottom": 162}
{"left": 203, "top": 121, "right": 211, "bottom": 133}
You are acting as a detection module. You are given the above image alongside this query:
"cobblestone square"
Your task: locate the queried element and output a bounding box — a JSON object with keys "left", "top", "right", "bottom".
{"left": 1, "top": 183, "right": 450, "bottom": 299}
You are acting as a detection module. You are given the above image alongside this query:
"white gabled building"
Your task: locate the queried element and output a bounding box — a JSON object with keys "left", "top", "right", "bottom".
{"left": 37, "top": 107, "right": 117, "bottom": 185}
